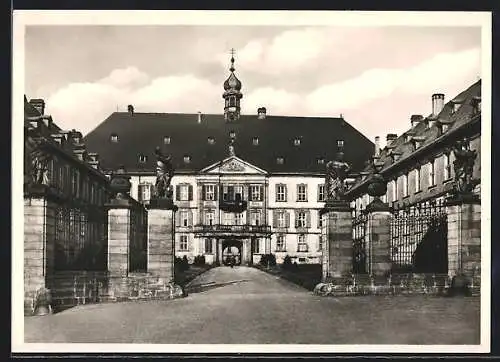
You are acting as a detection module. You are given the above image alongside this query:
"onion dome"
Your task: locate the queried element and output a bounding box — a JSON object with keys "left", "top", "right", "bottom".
{"left": 223, "top": 56, "right": 242, "bottom": 91}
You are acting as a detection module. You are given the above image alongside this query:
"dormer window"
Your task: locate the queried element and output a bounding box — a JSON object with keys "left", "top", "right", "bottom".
{"left": 451, "top": 99, "right": 463, "bottom": 114}
{"left": 337, "top": 139, "right": 344, "bottom": 148}
{"left": 293, "top": 138, "right": 301, "bottom": 146}
{"left": 138, "top": 154, "right": 147, "bottom": 163}
{"left": 207, "top": 137, "right": 215, "bottom": 145}
{"left": 229, "top": 131, "right": 236, "bottom": 139}
{"left": 164, "top": 136, "right": 171, "bottom": 145}
{"left": 317, "top": 158, "right": 325, "bottom": 165}
{"left": 277, "top": 157, "right": 284, "bottom": 165}
{"left": 110, "top": 134, "right": 119, "bottom": 143}
{"left": 252, "top": 137, "right": 259, "bottom": 146}
{"left": 183, "top": 155, "right": 191, "bottom": 164}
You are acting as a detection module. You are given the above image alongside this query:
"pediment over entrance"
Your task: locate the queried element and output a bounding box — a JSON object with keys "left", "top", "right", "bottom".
{"left": 200, "top": 156, "right": 267, "bottom": 175}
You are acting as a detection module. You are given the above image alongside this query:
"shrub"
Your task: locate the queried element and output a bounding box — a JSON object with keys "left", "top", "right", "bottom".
{"left": 283, "top": 255, "right": 292, "bottom": 270}
{"left": 193, "top": 255, "right": 206, "bottom": 266}
{"left": 258, "top": 254, "right": 277, "bottom": 267}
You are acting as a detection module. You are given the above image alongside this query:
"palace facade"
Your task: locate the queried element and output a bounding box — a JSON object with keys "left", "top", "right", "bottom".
{"left": 83, "top": 55, "right": 374, "bottom": 265}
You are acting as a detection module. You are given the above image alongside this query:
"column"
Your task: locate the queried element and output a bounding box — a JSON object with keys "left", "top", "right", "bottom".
{"left": 366, "top": 205, "right": 392, "bottom": 283}
{"left": 106, "top": 200, "right": 132, "bottom": 299}
{"left": 147, "top": 199, "right": 177, "bottom": 282}
{"left": 322, "top": 201, "right": 352, "bottom": 282}
{"left": 446, "top": 196, "right": 481, "bottom": 287}
{"left": 24, "top": 190, "right": 56, "bottom": 315}
{"left": 217, "top": 238, "right": 223, "bottom": 265}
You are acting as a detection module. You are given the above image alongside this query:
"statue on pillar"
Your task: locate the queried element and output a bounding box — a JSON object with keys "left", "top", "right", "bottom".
{"left": 325, "top": 151, "right": 350, "bottom": 202}
{"left": 30, "top": 148, "right": 50, "bottom": 186}
{"left": 154, "top": 146, "right": 174, "bottom": 199}
{"left": 452, "top": 137, "right": 478, "bottom": 195}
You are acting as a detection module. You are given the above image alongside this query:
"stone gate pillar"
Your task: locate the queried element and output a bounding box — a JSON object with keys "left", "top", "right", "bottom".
{"left": 24, "top": 185, "right": 57, "bottom": 315}
{"left": 148, "top": 198, "right": 178, "bottom": 282}
{"left": 106, "top": 197, "right": 133, "bottom": 300}
{"left": 446, "top": 194, "right": 481, "bottom": 289}
{"left": 366, "top": 201, "right": 392, "bottom": 282}
{"left": 321, "top": 200, "right": 353, "bottom": 282}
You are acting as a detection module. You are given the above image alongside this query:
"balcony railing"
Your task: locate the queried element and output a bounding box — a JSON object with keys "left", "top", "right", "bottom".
{"left": 193, "top": 224, "right": 271, "bottom": 235}
{"left": 219, "top": 200, "right": 248, "bottom": 213}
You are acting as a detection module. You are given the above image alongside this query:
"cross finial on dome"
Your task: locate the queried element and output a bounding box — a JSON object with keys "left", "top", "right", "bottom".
{"left": 229, "top": 48, "right": 236, "bottom": 72}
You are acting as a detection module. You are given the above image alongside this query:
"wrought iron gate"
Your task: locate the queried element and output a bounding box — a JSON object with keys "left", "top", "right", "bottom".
{"left": 390, "top": 199, "right": 448, "bottom": 273}
{"left": 352, "top": 211, "right": 368, "bottom": 274}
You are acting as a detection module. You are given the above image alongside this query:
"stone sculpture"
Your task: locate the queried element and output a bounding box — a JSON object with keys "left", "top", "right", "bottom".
{"left": 452, "top": 137, "right": 478, "bottom": 194}
{"left": 325, "top": 151, "right": 351, "bottom": 202}
{"left": 154, "top": 146, "right": 174, "bottom": 199}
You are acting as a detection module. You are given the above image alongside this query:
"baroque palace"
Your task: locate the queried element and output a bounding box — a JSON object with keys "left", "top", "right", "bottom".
{"left": 82, "top": 55, "right": 374, "bottom": 266}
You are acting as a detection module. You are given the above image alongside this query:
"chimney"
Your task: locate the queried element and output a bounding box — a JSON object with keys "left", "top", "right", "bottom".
{"left": 432, "top": 93, "right": 445, "bottom": 116}
{"left": 374, "top": 136, "right": 381, "bottom": 157}
{"left": 29, "top": 99, "right": 45, "bottom": 115}
{"left": 127, "top": 104, "right": 134, "bottom": 115}
{"left": 69, "top": 129, "right": 83, "bottom": 145}
{"left": 386, "top": 133, "right": 398, "bottom": 144}
{"left": 257, "top": 107, "right": 267, "bottom": 119}
{"left": 410, "top": 114, "right": 424, "bottom": 128}
{"left": 197, "top": 111, "right": 202, "bottom": 124}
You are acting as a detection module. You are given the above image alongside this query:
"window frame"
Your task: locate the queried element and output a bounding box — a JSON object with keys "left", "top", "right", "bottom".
{"left": 297, "top": 211, "right": 306, "bottom": 228}
{"left": 179, "top": 235, "right": 189, "bottom": 251}
{"left": 297, "top": 234, "right": 308, "bottom": 252}
{"left": 297, "top": 184, "right": 308, "bottom": 202}
{"left": 415, "top": 167, "right": 421, "bottom": 192}
{"left": 276, "top": 235, "right": 286, "bottom": 252}
{"left": 276, "top": 184, "right": 287, "bottom": 202}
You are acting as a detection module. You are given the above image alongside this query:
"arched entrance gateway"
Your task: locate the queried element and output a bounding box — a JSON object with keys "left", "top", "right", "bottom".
{"left": 222, "top": 239, "right": 242, "bottom": 266}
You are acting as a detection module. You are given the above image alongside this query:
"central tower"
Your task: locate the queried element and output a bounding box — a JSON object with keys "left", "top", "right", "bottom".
{"left": 223, "top": 49, "right": 243, "bottom": 122}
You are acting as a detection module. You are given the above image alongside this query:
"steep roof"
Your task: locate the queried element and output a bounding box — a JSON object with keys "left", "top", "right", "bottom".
{"left": 347, "top": 79, "right": 481, "bottom": 195}
{"left": 83, "top": 112, "right": 374, "bottom": 174}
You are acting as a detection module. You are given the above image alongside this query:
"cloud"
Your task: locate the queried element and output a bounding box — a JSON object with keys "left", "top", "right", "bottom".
{"left": 44, "top": 46, "right": 480, "bottom": 140}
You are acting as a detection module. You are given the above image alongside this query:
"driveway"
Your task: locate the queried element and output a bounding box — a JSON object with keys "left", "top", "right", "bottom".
{"left": 24, "top": 266, "right": 480, "bottom": 345}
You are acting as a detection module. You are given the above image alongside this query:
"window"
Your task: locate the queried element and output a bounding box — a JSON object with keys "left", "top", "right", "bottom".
{"left": 318, "top": 235, "right": 323, "bottom": 251}
{"left": 223, "top": 185, "right": 243, "bottom": 201}
{"left": 402, "top": 174, "right": 409, "bottom": 197}
{"left": 250, "top": 211, "right": 261, "bottom": 226}
{"left": 297, "top": 184, "right": 307, "bottom": 202}
{"left": 179, "top": 235, "right": 188, "bottom": 251}
{"left": 297, "top": 235, "right": 308, "bottom": 252}
{"left": 138, "top": 154, "right": 147, "bottom": 163}
{"left": 337, "top": 139, "right": 344, "bottom": 148}
{"left": 250, "top": 185, "right": 262, "bottom": 201}
{"left": 229, "top": 97, "right": 236, "bottom": 108}
{"left": 415, "top": 167, "right": 421, "bottom": 192}
{"left": 276, "top": 157, "right": 284, "bottom": 165}
{"left": 252, "top": 239, "right": 260, "bottom": 254}
{"left": 277, "top": 211, "right": 286, "bottom": 228}
{"left": 317, "top": 158, "right": 325, "bottom": 165}
{"left": 205, "top": 211, "right": 215, "bottom": 226}
{"left": 444, "top": 153, "right": 451, "bottom": 180}
{"left": 223, "top": 212, "right": 233, "bottom": 225}
{"left": 293, "top": 138, "right": 301, "bottom": 146}
{"left": 428, "top": 159, "right": 436, "bottom": 186}
{"left": 229, "top": 131, "right": 236, "bottom": 138}
{"left": 318, "top": 184, "right": 325, "bottom": 202}
{"left": 392, "top": 179, "right": 398, "bottom": 202}
{"left": 296, "top": 211, "right": 306, "bottom": 228}
{"left": 110, "top": 134, "right": 118, "bottom": 143}
{"left": 235, "top": 213, "right": 244, "bottom": 225}
{"left": 276, "top": 184, "right": 287, "bottom": 202}
{"left": 180, "top": 210, "right": 190, "bottom": 227}
{"left": 252, "top": 137, "right": 259, "bottom": 146}
{"left": 164, "top": 136, "right": 171, "bottom": 145}
{"left": 72, "top": 169, "right": 80, "bottom": 197}
{"left": 276, "top": 235, "right": 286, "bottom": 252}
{"left": 207, "top": 137, "right": 215, "bottom": 145}
{"left": 205, "top": 185, "right": 216, "bottom": 201}
{"left": 177, "top": 184, "right": 192, "bottom": 201}
{"left": 204, "top": 239, "right": 213, "bottom": 254}
{"left": 318, "top": 211, "right": 324, "bottom": 228}
{"left": 138, "top": 183, "right": 152, "bottom": 202}
{"left": 183, "top": 155, "right": 191, "bottom": 164}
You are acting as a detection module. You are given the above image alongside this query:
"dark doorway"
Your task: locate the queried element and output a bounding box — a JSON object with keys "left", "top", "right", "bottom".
{"left": 222, "top": 239, "right": 242, "bottom": 266}
{"left": 412, "top": 216, "right": 448, "bottom": 273}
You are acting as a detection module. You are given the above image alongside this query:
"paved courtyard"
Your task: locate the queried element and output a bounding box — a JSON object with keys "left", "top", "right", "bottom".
{"left": 24, "top": 266, "right": 480, "bottom": 344}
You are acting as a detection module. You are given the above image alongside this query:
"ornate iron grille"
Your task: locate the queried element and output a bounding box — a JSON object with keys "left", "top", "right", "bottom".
{"left": 352, "top": 210, "right": 368, "bottom": 274}
{"left": 390, "top": 199, "right": 448, "bottom": 273}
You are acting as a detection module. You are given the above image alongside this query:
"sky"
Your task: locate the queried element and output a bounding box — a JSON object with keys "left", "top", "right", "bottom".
{"left": 24, "top": 25, "right": 482, "bottom": 146}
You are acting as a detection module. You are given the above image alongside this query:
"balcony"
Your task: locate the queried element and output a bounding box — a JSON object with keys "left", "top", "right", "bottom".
{"left": 219, "top": 199, "right": 248, "bottom": 213}
{"left": 193, "top": 224, "right": 271, "bottom": 238}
